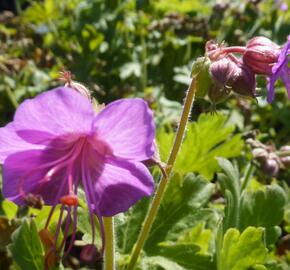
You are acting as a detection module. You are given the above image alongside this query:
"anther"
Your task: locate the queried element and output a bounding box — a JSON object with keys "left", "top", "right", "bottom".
{"left": 60, "top": 194, "right": 79, "bottom": 206}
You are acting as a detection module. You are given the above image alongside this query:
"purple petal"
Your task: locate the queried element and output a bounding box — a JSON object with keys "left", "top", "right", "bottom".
{"left": 13, "top": 87, "right": 94, "bottom": 145}
{"left": 0, "top": 123, "right": 43, "bottom": 163}
{"left": 272, "top": 36, "right": 290, "bottom": 75}
{"left": 267, "top": 76, "right": 277, "bottom": 103}
{"left": 93, "top": 99, "right": 155, "bottom": 161}
{"left": 3, "top": 149, "right": 70, "bottom": 205}
{"left": 281, "top": 68, "right": 290, "bottom": 97}
{"left": 267, "top": 35, "right": 290, "bottom": 102}
{"left": 94, "top": 158, "right": 154, "bottom": 216}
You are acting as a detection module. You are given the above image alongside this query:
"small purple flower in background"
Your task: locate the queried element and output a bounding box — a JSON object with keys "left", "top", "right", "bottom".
{"left": 0, "top": 87, "right": 155, "bottom": 266}
{"left": 267, "top": 35, "right": 290, "bottom": 103}
{"left": 275, "top": 0, "right": 288, "bottom": 11}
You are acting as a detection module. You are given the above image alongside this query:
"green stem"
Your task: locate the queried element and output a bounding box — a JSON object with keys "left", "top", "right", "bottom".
{"left": 127, "top": 79, "right": 196, "bottom": 270}
{"left": 241, "top": 162, "right": 255, "bottom": 191}
{"left": 104, "top": 217, "right": 115, "bottom": 270}
{"left": 5, "top": 88, "right": 18, "bottom": 109}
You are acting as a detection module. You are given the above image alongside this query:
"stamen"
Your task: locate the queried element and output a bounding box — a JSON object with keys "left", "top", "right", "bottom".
{"left": 45, "top": 206, "right": 56, "bottom": 230}
{"left": 57, "top": 206, "right": 72, "bottom": 253}
{"left": 53, "top": 204, "right": 65, "bottom": 247}
{"left": 64, "top": 204, "right": 78, "bottom": 257}
{"left": 81, "top": 165, "right": 96, "bottom": 244}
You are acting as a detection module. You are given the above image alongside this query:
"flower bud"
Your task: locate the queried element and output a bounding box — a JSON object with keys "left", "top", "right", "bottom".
{"left": 262, "top": 159, "right": 279, "bottom": 177}
{"left": 252, "top": 148, "right": 268, "bottom": 161}
{"left": 229, "top": 64, "right": 256, "bottom": 98}
{"left": 279, "top": 145, "right": 290, "bottom": 152}
{"left": 191, "top": 57, "right": 214, "bottom": 98}
{"left": 243, "top": 36, "right": 280, "bottom": 75}
{"left": 80, "top": 244, "right": 100, "bottom": 264}
{"left": 278, "top": 145, "right": 290, "bottom": 168}
{"left": 208, "top": 84, "right": 231, "bottom": 105}
{"left": 280, "top": 156, "right": 290, "bottom": 168}
{"left": 210, "top": 58, "right": 238, "bottom": 88}
{"left": 207, "top": 57, "right": 240, "bottom": 104}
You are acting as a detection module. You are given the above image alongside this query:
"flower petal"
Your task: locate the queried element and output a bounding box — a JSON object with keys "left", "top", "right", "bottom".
{"left": 13, "top": 87, "right": 94, "bottom": 145}
{"left": 267, "top": 36, "right": 290, "bottom": 103}
{"left": 0, "top": 123, "right": 43, "bottom": 163}
{"left": 93, "top": 99, "right": 155, "bottom": 161}
{"left": 91, "top": 158, "right": 154, "bottom": 216}
{"left": 3, "top": 149, "right": 70, "bottom": 205}
{"left": 267, "top": 76, "right": 277, "bottom": 103}
{"left": 281, "top": 68, "right": 290, "bottom": 98}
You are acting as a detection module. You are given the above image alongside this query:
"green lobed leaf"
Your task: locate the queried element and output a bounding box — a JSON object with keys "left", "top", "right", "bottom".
{"left": 239, "top": 185, "right": 286, "bottom": 245}
{"left": 158, "top": 242, "right": 214, "bottom": 270}
{"left": 176, "top": 222, "right": 212, "bottom": 254}
{"left": 218, "top": 227, "right": 268, "bottom": 270}
{"left": 240, "top": 185, "right": 286, "bottom": 229}
{"left": 9, "top": 219, "right": 44, "bottom": 270}
{"left": 157, "top": 113, "right": 244, "bottom": 180}
{"left": 144, "top": 173, "right": 214, "bottom": 253}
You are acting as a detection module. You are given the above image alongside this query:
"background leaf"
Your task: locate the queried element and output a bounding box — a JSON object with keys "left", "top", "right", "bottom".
{"left": 157, "top": 113, "right": 244, "bottom": 180}
{"left": 9, "top": 219, "right": 44, "bottom": 270}
{"left": 239, "top": 185, "right": 287, "bottom": 245}
{"left": 218, "top": 227, "right": 268, "bottom": 270}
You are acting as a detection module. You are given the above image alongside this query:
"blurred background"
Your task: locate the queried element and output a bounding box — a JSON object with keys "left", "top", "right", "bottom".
{"left": 0, "top": 0, "right": 289, "bottom": 126}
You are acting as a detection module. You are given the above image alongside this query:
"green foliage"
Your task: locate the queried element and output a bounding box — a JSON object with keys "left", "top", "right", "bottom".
{"left": 158, "top": 113, "right": 244, "bottom": 180}
{"left": 240, "top": 185, "right": 286, "bottom": 229}
{"left": 239, "top": 185, "right": 287, "bottom": 245}
{"left": 217, "top": 227, "right": 268, "bottom": 270}
{"left": 9, "top": 219, "right": 44, "bottom": 270}
{"left": 2, "top": 200, "right": 18, "bottom": 220}
{"left": 218, "top": 158, "right": 241, "bottom": 231}
{"left": 116, "top": 173, "right": 215, "bottom": 269}
{"left": 158, "top": 242, "right": 214, "bottom": 270}
{"left": 144, "top": 173, "right": 214, "bottom": 253}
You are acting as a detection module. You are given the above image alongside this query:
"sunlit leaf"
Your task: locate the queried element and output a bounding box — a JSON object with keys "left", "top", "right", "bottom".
{"left": 218, "top": 227, "right": 267, "bottom": 270}
{"left": 9, "top": 219, "right": 44, "bottom": 270}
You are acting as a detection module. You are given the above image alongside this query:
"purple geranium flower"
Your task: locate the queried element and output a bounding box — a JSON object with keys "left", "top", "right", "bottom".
{"left": 0, "top": 87, "right": 155, "bottom": 262}
{"left": 267, "top": 35, "right": 290, "bottom": 103}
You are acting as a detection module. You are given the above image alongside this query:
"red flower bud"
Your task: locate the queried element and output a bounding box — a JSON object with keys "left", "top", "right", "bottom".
{"left": 210, "top": 58, "right": 238, "bottom": 88}
{"left": 207, "top": 57, "right": 238, "bottom": 104}
{"left": 229, "top": 64, "right": 256, "bottom": 98}
{"left": 243, "top": 36, "right": 280, "bottom": 75}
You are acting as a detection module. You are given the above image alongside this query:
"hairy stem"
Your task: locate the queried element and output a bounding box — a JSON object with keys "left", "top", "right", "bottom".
{"left": 104, "top": 217, "right": 115, "bottom": 270}
{"left": 127, "top": 78, "right": 196, "bottom": 270}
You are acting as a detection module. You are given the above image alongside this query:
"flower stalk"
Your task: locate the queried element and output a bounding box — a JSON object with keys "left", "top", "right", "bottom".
{"left": 104, "top": 217, "right": 115, "bottom": 270}
{"left": 127, "top": 78, "right": 196, "bottom": 270}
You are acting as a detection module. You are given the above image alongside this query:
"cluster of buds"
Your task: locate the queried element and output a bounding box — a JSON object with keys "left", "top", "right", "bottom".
{"left": 247, "top": 138, "right": 290, "bottom": 177}
{"left": 191, "top": 35, "right": 289, "bottom": 106}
